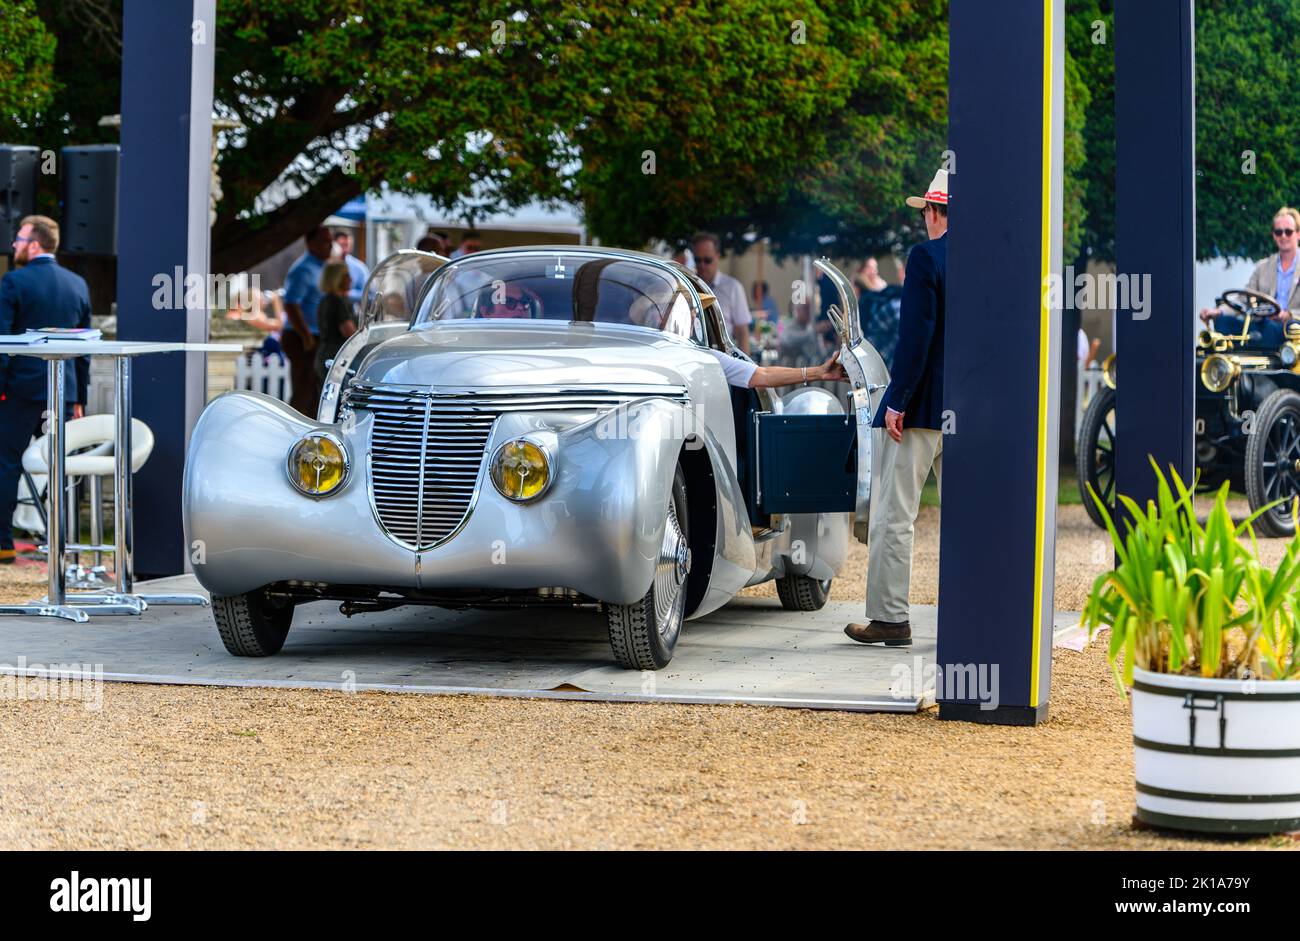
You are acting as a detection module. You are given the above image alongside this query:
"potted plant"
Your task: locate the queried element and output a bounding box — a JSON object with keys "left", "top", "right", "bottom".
{"left": 1084, "top": 459, "right": 1300, "bottom": 834}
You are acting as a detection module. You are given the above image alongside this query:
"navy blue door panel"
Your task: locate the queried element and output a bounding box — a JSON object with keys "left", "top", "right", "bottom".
{"left": 751, "top": 413, "right": 856, "bottom": 515}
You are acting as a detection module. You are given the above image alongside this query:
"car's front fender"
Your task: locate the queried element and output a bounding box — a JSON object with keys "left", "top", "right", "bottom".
{"left": 183, "top": 391, "right": 416, "bottom": 597}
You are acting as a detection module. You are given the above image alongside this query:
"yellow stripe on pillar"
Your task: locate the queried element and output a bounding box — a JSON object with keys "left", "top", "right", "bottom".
{"left": 1030, "top": 0, "right": 1054, "bottom": 707}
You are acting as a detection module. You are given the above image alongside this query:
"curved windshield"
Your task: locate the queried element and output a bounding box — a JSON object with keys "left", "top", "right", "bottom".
{"left": 415, "top": 253, "right": 705, "bottom": 344}
{"left": 359, "top": 249, "right": 447, "bottom": 330}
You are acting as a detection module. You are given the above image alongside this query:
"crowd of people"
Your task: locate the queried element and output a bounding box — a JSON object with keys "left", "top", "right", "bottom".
{"left": 226, "top": 225, "right": 484, "bottom": 415}
{"left": 671, "top": 230, "right": 906, "bottom": 376}
{"left": 231, "top": 222, "right": 913, "bottom": 417}
{"left": 0, "top": 216, "right": 494, "bottom": 564}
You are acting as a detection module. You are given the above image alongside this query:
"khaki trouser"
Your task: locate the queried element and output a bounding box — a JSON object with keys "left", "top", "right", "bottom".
{"left": 864, "top": 426, "right": 943, "bottom": 623}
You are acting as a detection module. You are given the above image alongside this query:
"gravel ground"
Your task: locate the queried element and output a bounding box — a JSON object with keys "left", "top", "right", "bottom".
{"left": 741, "top": 499, "right": 1122, "bottom": 612}
{"left": 0, "top": 500, "right": 1295, "bottom": 850}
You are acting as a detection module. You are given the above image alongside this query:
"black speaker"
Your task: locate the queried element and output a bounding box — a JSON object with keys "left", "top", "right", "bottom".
{"left": 0, "top": 145, "right": 38, "bottom": 248}
{"left": 61, "top": 144, "right": 119, "bottom": 256}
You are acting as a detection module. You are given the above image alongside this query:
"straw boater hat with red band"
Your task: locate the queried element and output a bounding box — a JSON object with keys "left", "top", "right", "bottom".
{"left": 905, "top": 168, "right": 950, "bottom": 209}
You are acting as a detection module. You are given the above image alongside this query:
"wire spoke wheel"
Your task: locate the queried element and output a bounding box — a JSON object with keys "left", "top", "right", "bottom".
{"left": 1077, "top": 387, "right": 1117, "bottom": 529}
{"left": 1245, "top": 389, "right": 1300, "bottom": 537}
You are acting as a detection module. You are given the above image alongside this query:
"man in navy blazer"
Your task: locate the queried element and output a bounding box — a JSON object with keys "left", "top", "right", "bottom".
{"left": 846, "top": 170, "right": 948, "bottom": 647}
{"left": 0, "top": 215, "right": 90, "bottom": 564}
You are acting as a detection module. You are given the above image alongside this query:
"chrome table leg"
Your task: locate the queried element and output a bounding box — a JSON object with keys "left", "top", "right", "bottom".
{"left": 1, "top": 359, "right": 92, "bottom": 623}
{"left": 110, "top": 357, "right": 208, "bottom": 607}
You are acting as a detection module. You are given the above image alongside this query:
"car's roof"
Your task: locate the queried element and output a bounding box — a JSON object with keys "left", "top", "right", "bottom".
{"left": 447, "top": 244, "right": 693, "bottom": 280}
{"left": 451, "top": 244, "right": 719, "bottom": 307}
{"left": 408, "top": 244, "right": 729, "bottom": 350}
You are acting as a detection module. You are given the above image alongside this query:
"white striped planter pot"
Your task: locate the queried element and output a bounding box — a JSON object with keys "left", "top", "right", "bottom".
{"left": 1132, "top": 667, "right": 1300, "bottom": 834}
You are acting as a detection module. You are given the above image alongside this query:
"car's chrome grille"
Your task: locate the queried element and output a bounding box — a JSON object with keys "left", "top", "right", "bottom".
{"left": 344, "top": 381, "right": 688, "bottom": 549}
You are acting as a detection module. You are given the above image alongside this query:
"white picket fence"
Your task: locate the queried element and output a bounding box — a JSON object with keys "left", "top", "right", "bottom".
{"left": 234, "top": 352, "right": 293, "bottom": 402}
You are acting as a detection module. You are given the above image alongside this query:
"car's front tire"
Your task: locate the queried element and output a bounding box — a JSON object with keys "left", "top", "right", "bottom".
{"left": 1077, "top": 386, "right": 1116, "bottom": 529}
{"left": 775, "top": 574, "right": 831, "bottom": 611}
{"left": 1245, "top": 388, "right": 1300, "bottom": 538}
{"left": 212, "top": 587, "right": 294, "bottom": 656}
{"left": 607, "top": 466, "right": 689, "bottom": 670}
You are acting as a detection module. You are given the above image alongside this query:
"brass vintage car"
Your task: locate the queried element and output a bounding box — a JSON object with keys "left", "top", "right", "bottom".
{"left": 1078, "top": 288, "right": 1300, "bottom": 537}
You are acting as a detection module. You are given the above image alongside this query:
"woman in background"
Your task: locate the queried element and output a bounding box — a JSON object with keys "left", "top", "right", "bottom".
{"left": 315, "top": 261, "right": 357, "bottom": 381}
{"left": 855, "top": 256, "right": 903, "bottom": 365}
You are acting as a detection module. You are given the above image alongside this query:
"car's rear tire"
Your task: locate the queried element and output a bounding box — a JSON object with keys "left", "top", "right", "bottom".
{"left": 212, "top": 587, "right": 294, "bottom": 656}
{"left": 1244, "top": 388, "right": 1300, "bottom": 538}
{"left": 776, "top": 574, "right": 831, "bottom": 611}
{"left": 607, "top": 466, "right": 689, "bottom": 670}
{"left": 1077, "top": 386, "right": 1116, "bottom": 530}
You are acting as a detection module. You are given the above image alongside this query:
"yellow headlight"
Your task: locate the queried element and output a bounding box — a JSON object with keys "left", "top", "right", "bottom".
{"left": 1200, "top": 354, "right": 1239, "bottom": 393}
{"left": 287, "top": 433, "right": 349, "bottom": 496}
{"left": 1101, "top": 353, "right": 1116, "bottom": 390}
{"left": 491, "top": 439, "right": 551, "bottom": 502}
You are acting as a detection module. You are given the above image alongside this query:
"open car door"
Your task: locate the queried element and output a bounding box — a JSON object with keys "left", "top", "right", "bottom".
{"left": 748, "top": 259, "right": 887, "bottom": 535}
{"left": 317, "top": 249, "right": 449, "bottom": 422}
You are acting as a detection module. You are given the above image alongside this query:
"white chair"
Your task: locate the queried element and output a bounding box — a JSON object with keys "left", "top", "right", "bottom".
{"left": 12, "top": 468, "right": 46, "bottom": 536}
{"left": 22, "top": 415, "right": 155, "bottom": 586}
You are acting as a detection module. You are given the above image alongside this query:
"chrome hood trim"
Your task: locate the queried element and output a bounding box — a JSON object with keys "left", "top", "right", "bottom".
{"left": 345, "top": 380, "right": 690, "bottom": 411}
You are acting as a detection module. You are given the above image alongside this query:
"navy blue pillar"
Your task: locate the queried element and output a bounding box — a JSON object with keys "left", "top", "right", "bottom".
{"left": 117, "top": 0, "right": 216, "bottom": 577}
{"left": 1114, "top": 0, "right": 1196, "bottom": 505}
{"left": 937, "top": 0, "right": 1063, "bottom": 725}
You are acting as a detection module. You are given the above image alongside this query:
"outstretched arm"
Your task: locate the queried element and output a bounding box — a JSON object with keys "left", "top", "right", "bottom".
{"left": 749, "top": 350, "right": 846, "bottom": 389}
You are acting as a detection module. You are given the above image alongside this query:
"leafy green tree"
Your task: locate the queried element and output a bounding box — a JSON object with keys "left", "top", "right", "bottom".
{"left": 0, "top": 0, "right": 56, "bottom": 129}
{"left": 0, "top": 0, "right": 937, "bottom": 269}
{"left": 211, "top": 0, "right": 579, "bottom": 270}
{"left": 1195, "top": 0, "right": 1300, "bottom": 261}
{"left": 629, "top": 0, "right": 1086, "bottom": 265}
{"left": 0, "top": 0, "right": 125, "bottom": 222}
{"left": 1068, "top": 0, "right": 1300, "bottom": 264}
{"left": 580, "top": 0, "right": 948, "bottom": 259}
{"left": 1062, "top": 52, "right": 1090, "bottom": 266}
{"left": 1066, "top": 0, "right": 1113, "bottom": 263}
{"left": 7, "top": 0, "right": 1298, "bottom": 271}
{"left": 214, "top": 0, "right": 882, "bottom": 271}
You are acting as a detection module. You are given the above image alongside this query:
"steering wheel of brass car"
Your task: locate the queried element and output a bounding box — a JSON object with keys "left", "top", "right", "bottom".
{"left": 1220, "top": 288, "right": 1283, "bottom": 319}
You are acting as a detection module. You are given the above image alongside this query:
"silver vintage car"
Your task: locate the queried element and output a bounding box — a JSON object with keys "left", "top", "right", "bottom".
{"left": 184, "top": 247, "right": 888, "bottom": 668}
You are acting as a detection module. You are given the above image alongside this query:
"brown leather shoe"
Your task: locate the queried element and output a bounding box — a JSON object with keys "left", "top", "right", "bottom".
{"left": 844, "top": 620, "right": 911, "bottom": 646}
{"left": 0, "top": 548, "right": 15, "bottom": 565}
